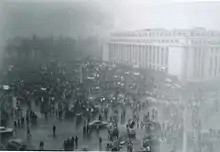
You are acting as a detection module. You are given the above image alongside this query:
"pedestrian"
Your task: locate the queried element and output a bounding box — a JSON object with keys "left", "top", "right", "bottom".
{"left": 99, "top": 136, "right": 102, "bottom": 150}
{"left": 71, "top": 136, "right": 75, "bottom": 149}
{"left": 53, "top": 125, "right": 56, "bottom": 137}
{"left": 45, "top": 112, "right": 48, "bottom": 120}
{"left": 27, "top": 126, "right": 31, "bottom": 137}
{"left": 39, "top": 140, "right": 44, "bottom": 150}
{"left": 26, "top": 115, "right": 29, "bottom": 125}
{"left": 66, "top": 138, "right": 71, "bottom": 150}
{"left": 21, "top": 117, "right": 24, "bottom": 127}
{"left": 17, "top": 119, "right": 20, "bottom": 128}
{"left": 83, "top": 124, "right": 86, "bottom": 138}
{"left": 140, "top": 121, "right": 144, "bottom": 129}
{"left": 13, "top": 120, "right": 17, "bottom": 128}
{"left": 87, "top": 117, "right": 90, "bottom": 123}
{"left": 86, "top": 123, "right": 89, "bottom": 133}
{"left": 96, "top": 125, "right": 100, "bottom": 135}
{"left": 63, "top": 140, "right": 67, "bottom": 150}
{"left": 75, "top": 136, "right": 78, "bottom": 149}
{"left": 99, "top": 137, "right": 102, "bottom": 144}
{"left": 34, "top": 114, "right": 38, "bottom": 125}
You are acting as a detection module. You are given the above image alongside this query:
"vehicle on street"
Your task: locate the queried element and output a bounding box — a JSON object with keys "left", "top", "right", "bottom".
{"left": 0, "top": 126, "right": 13, "bottom": 136}
{"left": 6, "top": 138, "right": 34, "bottom": 150}
{"left": 88, "top": 120, "right": 108, "bottom": 129}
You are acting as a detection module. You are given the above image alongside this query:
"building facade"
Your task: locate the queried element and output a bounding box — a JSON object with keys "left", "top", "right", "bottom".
{"left": 102, "top": 28, "right": 220, "bottom": 82}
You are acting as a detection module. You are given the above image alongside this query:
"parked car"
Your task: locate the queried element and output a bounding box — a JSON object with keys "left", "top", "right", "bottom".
{"left": 0, "top": 126, "right": 13, "bottom": 136}
{"left": 6, "top": 139, "right": 34, "bottom": 150}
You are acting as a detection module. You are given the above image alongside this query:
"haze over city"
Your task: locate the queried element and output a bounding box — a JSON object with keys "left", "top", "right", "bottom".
{"left": 1, "top": 0, "right": 220, "bottom": 39}
{"left": 0, "top": 0, "right": 220, "bottom": 152}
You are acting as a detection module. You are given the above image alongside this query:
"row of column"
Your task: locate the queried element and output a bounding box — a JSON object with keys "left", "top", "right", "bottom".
{"left": 108, "top": 43, "right": 169, "bottom": 71}
{"left": 209, "top": 48, "right": 220, "bottom": 77}
{"left": 193, "top": 48, "right": 205, "bottom": 78}
{"left": 192, "top": 47, "right": 220, "bottom": 79}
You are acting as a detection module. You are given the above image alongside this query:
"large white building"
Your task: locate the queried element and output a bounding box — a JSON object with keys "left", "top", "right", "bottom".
{"left": 102, "top": 28, "right": 220, "bottom": 82}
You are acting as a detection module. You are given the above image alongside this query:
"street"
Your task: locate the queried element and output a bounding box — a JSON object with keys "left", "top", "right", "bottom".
{"left": 2, "top": 101, "right": 174, "bottom": 151}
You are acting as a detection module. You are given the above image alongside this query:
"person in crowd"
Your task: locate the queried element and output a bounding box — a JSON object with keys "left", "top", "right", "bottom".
{"left": 71, "top": 136, "right": 75, "bottom": 149}
{"left": 75, "top": 136, "right": 78, "bottom": 149}
{"left": 17, "top": 119, "right": 21, "bottom": 128}
{"left": 21, "top": 116, "right": 25, "bottom": 127}
{"left": 83, "top": 123, "right": 86, "bottom": 138}
{"left": 27, "top": 126, "right": 31, "bottom": 137}
{"left": 53, "top": 125, "right": 56, "bottom": 137}
{"left": 13, "top": 120, "right": 17, "bottom": 128}
{"left": 39, "top": 140, "right": 44, "bottom": 150}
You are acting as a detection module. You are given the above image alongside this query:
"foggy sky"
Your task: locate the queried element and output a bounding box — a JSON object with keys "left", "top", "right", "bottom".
{"left": 104, "top": 0, "right": 220, "bottom": 31}
{"left": 1, "top": 0, "right": 220, "bottom": 40}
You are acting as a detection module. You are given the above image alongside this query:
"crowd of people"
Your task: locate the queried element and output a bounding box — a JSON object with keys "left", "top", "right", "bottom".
{"left": 0, "top": 56, "right": 220, "bottom": 152}
{"left": 0, "top": 58, "right": 184, "bottom": 151}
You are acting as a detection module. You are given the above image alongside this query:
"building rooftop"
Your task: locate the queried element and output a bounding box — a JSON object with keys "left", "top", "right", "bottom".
{"left": 111, "top": 28, "right": 220, "bottom": 37}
